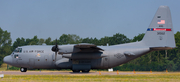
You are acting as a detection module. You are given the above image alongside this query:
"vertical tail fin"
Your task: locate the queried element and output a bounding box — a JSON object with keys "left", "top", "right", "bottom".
{"left": 142, "top": 6, "right": 176, "bottom": 48}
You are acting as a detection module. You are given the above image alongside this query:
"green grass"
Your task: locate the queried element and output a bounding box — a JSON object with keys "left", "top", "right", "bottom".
{"left": 1, "top": 73, "right": 180, "bottom": 82}
{"left": 0, "top": 63, "right": 8, "bottom": 71}
{"left": 1, "top": 63, "right": 180, "bottom": 82}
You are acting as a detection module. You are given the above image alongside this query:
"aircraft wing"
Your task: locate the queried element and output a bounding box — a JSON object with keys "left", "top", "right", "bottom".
{"left": 58, "top": 43, "right": 104, "bottom": 54}
{"left": 74, "top": 43, "right": 104, "bottom": 52}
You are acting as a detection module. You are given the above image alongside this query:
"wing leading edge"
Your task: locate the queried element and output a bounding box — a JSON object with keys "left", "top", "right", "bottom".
{"left": 74, "top": 43, "right": 104, "bottom": 52}
{"left": 58, "top": 43, "right": 104, "bottom": 54}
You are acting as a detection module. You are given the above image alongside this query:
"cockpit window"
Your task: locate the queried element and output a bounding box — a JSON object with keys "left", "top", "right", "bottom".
{"left": 13, "top": 48, "right": 22, "bottom": 53}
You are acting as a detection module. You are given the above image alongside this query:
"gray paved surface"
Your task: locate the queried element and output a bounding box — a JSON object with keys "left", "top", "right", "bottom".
{"left": 0, "top": 71, "right": 166, "bottom": 75}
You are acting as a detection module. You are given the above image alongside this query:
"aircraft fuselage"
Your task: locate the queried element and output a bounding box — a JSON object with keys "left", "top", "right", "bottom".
{"left": 3, "top": 6, "right": 175, "bottom": 73}
{"left": 4, "top": 42, "right": 151, "bottom": 72}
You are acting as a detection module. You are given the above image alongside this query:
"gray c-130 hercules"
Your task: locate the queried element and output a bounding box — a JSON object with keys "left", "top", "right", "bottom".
{"left": 3, "top": 6, "right": 176, "bottom": 73}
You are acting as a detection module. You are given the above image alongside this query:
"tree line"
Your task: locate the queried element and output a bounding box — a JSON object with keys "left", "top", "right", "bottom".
{"left": 0, "top": 27, "right": 180, "bottom": 71}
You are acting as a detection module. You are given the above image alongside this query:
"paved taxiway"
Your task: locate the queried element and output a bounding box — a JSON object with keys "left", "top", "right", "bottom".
{"left": 0, "top": 71, "right": 167, "bottom": 75}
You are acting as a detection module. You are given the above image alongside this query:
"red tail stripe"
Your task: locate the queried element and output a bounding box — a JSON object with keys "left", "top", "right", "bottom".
{"left": 154, "top": 28, "right": 171, "bottom": 31}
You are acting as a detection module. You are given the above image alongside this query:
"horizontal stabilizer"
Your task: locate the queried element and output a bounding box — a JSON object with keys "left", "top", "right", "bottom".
{"left": 150, "top": 47, "right": 176, "bottom": 50}
{"left": 124, "top": 51, "right": 135, "bottom": 56}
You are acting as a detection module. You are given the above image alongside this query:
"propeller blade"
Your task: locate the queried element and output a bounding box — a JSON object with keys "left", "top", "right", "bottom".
{"left": 55, "top": 52, "right": 57, "bottom": 62}
{"left": 51, "top": 39, "right": 59, "bottom": 62}
{"left": 51, "top": 39, "right": 59, "bottom": 52}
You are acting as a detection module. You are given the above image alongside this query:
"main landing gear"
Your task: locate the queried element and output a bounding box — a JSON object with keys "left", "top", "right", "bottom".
{"left": 72, "top": 70, "right": 90, "bottom": 73}
{"left": 72, "top": 70, "right": 80, "bottom": 73}
{"left": 20, "top": 67, "right": 27, "bottom": 72}
{"left": 82, "top": 70, "right": 90, "bottom": 73}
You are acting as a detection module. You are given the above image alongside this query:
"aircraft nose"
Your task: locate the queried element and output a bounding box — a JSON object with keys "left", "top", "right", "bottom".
{"left": 3, "top": 55, "right": 12, "bottom": 65}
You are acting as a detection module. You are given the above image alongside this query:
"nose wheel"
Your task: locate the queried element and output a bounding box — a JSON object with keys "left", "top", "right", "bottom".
{"left": 72, "top": 70, "right": 90, "bottom": 73}
{"left": 20, "top": 67, "right": 27, "bottom": 72}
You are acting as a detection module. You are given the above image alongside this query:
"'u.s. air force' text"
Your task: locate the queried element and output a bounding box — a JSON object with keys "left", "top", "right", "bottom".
{"left": 23, "top": 50, "right": 44, "bottom": 53}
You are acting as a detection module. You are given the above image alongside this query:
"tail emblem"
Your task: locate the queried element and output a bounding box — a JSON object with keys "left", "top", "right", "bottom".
{"left": 157, "top": 20, "right": 165, "bottom": 24}
{"left": 147, "top": 28, "right": 171, "bottom": 31}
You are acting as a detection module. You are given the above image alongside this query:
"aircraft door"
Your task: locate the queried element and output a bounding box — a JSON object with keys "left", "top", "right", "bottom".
{"left": 29, "top": 58, "right": 34, "bottom": 68}
{"left": 103, "top": 57, "right": 109, "bottom": 68}
{"left": 44, "top": 55, "right": 49, "bottom": 62}
{"left": 44, "top": 55, "right": 50, "bottom": 66}
{"left": 52, "top": 53, "right": 56, "bottom": 65}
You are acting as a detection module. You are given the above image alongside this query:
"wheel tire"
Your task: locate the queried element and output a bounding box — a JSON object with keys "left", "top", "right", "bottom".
{"left": 82, "top": 70, "right": 90, "bottom": 73}
{"left": 72, "top": 70, "right": 80, "bottom": 73}
{"left": 20, "top": 67, "right": 27, "bottom": 72}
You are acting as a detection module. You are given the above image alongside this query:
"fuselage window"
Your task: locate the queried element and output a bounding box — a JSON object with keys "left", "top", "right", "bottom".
{"left": 13, "top": 48, "right": 22, "bottom": 53}
{"left": 14, "top": 55, "right": 19, "bottom": 58}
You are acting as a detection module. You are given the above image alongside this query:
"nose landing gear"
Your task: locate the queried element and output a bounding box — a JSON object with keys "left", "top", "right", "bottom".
{"left": 72, "top": 70, "right": 90, "bottom": 73}
{"left": 20, "top": 67, "right": 27, "bottom": 72}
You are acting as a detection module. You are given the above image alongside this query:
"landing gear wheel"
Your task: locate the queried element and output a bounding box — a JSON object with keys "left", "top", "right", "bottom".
{"left": 82, "top": 70, "right": 90, "bottom": 73}
{"left": 72, "top": 70, "right": 80, "bottom": 73}
{"left": 20, "top": 67, "right": 27, "bottom": 72}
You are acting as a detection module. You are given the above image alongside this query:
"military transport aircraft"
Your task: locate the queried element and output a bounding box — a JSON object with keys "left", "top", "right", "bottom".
{"left": 3, "top": 6, "right": 176, "bottom": 73}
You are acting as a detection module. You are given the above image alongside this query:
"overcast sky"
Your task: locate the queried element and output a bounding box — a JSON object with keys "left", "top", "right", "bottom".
{"left": 0, "top": 0, "right": 179, "bottom": 43}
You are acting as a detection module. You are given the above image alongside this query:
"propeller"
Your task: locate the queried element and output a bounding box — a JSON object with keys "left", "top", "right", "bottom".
{"left": 51, "top": 39, "right": 59, "bottom": 62}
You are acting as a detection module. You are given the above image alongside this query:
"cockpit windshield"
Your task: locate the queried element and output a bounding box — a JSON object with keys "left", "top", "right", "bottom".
{"left": 13, "top": 48, "right": 22, "bottom": 53}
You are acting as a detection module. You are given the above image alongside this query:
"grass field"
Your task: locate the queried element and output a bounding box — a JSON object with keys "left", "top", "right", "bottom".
{"left": 0, "top": 73, "right": 180, "bottom": 82}
{"left": 0, "top": 63, "right": 8, "bottom": 71}
{"left": 1, "top": 63, "right": 180, "bottom": 82}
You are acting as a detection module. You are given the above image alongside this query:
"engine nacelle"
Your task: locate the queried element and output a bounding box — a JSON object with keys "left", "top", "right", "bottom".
{"left": 58, "top": 45, "right": 81, "bottom": 54}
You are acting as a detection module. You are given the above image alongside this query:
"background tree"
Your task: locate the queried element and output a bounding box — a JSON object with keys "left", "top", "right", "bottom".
{"left": 45, "top": 37, "right": 52, "bottom": 45}
{"left": 38, "top": 38, "right": 45, "bottom": 45}
{"left": 12, "top": 37, "right": 26, "bottom": 50}
{"left": 131, "top": 33, "right": 145, "bottom": 42}
{"left": 81, "top": 37, "right": 94, "bottom": 44}
{"left": 81, "top": 37, "right": 99, "bottom": 45}
{"left": 1, "top": 28, "right": 180, "bottom": 71}
{"left": 59, "top": 34, "right": 81, "bottom": 44}
{"left": 110, "top": 33, "right": 131, "bottom": 45}
{"left": 0, "top": 27, "right": 12, "bottom": 66}
{"left": 28, "top": 36, "right": 39, "bottom": 45}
